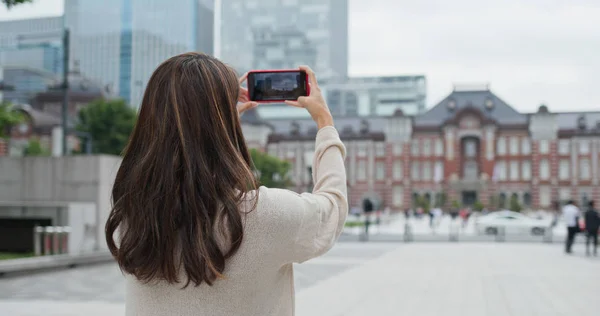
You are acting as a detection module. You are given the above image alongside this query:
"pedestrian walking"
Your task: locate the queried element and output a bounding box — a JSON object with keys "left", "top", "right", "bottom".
{"left": 584, "top": 201, "right": 599, "bottom": 256}
{"left": 562, "top": 200, "right": 581, "bottom": 254}
{"left": 362, "top": 198, "right": 374, "bottom": 240}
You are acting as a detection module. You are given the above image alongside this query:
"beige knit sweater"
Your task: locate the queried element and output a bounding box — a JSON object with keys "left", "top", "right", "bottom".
{"left": 125, "top": 126, "right": 348, "bottom": 316}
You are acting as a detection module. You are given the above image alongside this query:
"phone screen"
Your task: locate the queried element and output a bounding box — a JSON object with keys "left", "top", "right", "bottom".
{"left": 248, "top": 70, "right": 308, "bottom": 102}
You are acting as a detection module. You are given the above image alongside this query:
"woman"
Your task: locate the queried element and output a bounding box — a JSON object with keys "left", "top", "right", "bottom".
{"left": 105, "top": 52, "right": 347, "bottom": 315}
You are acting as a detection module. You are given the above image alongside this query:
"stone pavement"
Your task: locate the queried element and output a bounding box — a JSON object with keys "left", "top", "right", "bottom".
{"left": 1, "top": 243, "right": 599, "bottom": 316}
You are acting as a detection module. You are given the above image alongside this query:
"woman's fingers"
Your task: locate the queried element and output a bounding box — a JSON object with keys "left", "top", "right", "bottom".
{"left": 238, "top": 72, "right": 248, "bottom": 84}
{"left": 237, "top": 101, "right": 258, "bottom": 114}
{"left": 284, "top": 100, "right": 303, "bottom": 108}
{"left": 299, "top": 66, "right": 318, "bottom": 89}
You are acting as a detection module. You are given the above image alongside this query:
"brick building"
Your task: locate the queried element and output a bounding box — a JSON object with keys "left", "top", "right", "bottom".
{"left": 241, "top": 86, "right": 600, "bottom": 211}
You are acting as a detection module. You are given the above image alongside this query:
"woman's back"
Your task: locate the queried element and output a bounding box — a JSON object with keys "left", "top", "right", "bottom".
{"left": 106, "top": 53, "right": 348, "bottom": 315}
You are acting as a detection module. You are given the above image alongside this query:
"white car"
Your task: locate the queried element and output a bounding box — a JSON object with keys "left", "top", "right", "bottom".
{"left": 475, "top": 210, "right": 552, "bottom": 236}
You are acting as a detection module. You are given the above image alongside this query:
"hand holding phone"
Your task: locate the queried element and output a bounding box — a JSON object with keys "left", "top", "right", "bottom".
{"left": 284, "top": 66, "right": 333, "bottom": 129}
{"left": 247, "top": 69, "right": 309, "bottom": 102}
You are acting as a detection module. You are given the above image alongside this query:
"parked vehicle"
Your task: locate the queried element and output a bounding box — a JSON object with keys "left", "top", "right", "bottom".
{"left": 475, "top": 210, "right": 552, "bottom": 236}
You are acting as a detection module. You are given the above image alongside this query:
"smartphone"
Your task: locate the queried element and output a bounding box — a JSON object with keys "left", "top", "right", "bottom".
{"left": 247, "top": 70, "right": 309, "bottom": 102}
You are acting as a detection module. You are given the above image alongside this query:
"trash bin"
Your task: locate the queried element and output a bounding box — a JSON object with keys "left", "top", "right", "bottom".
{"left": 33, "top": 226, "right": 44, "bottom": 256}
{"left": 43, "top": 226, "right": 55, "bottom": 255}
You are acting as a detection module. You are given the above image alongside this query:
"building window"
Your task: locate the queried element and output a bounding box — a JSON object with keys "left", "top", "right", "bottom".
{"left": 286, "top": 146, "right": 295, "bottom": 158}
{"left": 434, "top": 161, "right": 444, "bottom": 182}
{"left": 423, "top": 139, "right": 431, "bottom": 156}
{"left": 411, "top": 161, "right": 420, "bottom": 180}
{"left": 422, "top": 162, "right": 432, "bottom": 180}
{"left": 521, "top": 161, "right": 531, "bottom": 180}
{"left": 539, "top": 140, "right": 549, "bottom": 154}
{"left": 559, "top": 188, "right": 571, "bottom": 204}
{"left": 523, "top": 192, "right": 532, "bottom": 206}
{"left": 393, "top": 161, "right": 403, "bottom": 180}
{"left": 539, "top": 186, "right": 551, "bottom": 207}
{"left": 580, "top": 159, "right": 591, "bottom": 180}
{"left": 393, "top": 143, "right": 403, "bottom": 155}
{"left": 357, "top": 143, "right": 367, "bottom": 157}
{"left": 357, "top": 160, "right": 367, "bottom": 180}
{"left": 375, "top": 143, "right": 385, "bottom": 157}
{"left": 376, "top": 161, "right": 385, "bottom": 180}
{"left": 579, "top": 140, "right": 590, "bottom": 154}
{"left": 559, "top": 160, "right": 570, "bottom": 180}
{"left": 539, "top": 159, "right": 550, "bottom": 180}
{"left": 411, "top": 141, "right": 419, "bottom": 156}
{"left": 495, "top": 161, "right": 507, "bottom": 181}
{"left": 434, "top": 139, "right": 443, "bottom": 156}
{"left": 521, "top": 138, "right": 531, "bottom": 155}
{"left": 510, "top": 137, "right": 519, "bottom": 155}
{"left": 393, "top": 186, "right": 403, "bottom": 206}
{"left": 496, "top": 137, "right": 506, "bottom": 155}
{"left": 510, "top": 161, "right": 519, "bottom": 180}
{"left": 558, "top": 139, "right": 570, "bottom": 155}
{"left": 464, "top": 139, "right": 477, "bottom": 158}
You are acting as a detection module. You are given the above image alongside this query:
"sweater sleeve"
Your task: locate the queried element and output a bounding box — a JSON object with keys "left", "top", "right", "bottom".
{"left": 269, "top": 126, "right": 348, "bottom": 264}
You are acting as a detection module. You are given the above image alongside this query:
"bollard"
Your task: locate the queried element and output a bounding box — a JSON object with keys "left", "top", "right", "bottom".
{"left": 33, "top": 226, "right": 44, "bottom": 256}
{"left": 43, "top": 226, "right": 55, "bottom": 255}
{"left": 495, "top": 226, "right": 506, "bottom": 242}
{"left": 543, "top": 226, "right": 553, "bottom": 243}
{"left": 449, "top": 223, "right": 459, "bottom": 242}
{"left": 61, "top": 226, "right": 72, "bottom": 254}
{"left": 53, "top": 227, "right": 62, "bottom": 255}
{"left": 403, "top": 222, "right": 413, "bottom": 242}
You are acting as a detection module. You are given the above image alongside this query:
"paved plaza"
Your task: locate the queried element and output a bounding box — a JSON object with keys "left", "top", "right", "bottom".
{"left": 1, "top": 242, "right": 599, "bottom": 316}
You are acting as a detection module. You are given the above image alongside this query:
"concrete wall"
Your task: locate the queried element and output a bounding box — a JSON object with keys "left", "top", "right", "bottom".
{"left": 0, "top": 155, "right": 121, "bottom": 250}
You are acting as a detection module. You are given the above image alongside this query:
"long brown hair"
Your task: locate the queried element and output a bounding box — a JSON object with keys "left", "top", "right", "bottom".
{"left": 105, "top": 52, "right": 258, "bottom": 287}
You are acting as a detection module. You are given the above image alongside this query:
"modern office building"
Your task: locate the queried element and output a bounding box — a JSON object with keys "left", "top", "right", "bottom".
{"left": 220, "top": 0, "right": 348, "bottom": 79}
{"left": 0, "top": 17, "right": 64, "bottom": 75}
{"left": 323, "top": 75, "right": 427, "bottom": 117}
{"left": 64, "top": 0, "right": 214, "bottom": 107}
{"left": 241, "top": 85, "right": 600, "bottom": 211}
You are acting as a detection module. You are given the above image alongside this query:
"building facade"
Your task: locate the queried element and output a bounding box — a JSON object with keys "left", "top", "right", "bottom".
{"left": 241, "top": 86, "right": 600, "bottom": 211}
{"left": 0, "top": 17, "right": 64, "bottom": 76}
{"left": 220, "top": 0, "right": 348, "bottom": 79}
{"left": 64, "top": 0, "right": 214, "bottom": 107}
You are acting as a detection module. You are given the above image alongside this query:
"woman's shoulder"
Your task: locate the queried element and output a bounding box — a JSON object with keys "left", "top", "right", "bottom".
{"left": 241, "top": 187, "right": 307, "bottom": 221}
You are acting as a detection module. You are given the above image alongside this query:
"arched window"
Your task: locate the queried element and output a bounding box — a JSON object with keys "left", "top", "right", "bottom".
{"left": 424, "top": 193, "right": 432, "bottom": 207}
{"left": 523, "top": 192, "right": 532, "bottom": 206}
{"left": 499, "top": 193, "right": 507, "bottom": 209}
{"left": 412, "top": 192, "right": 420, "bottom": 208}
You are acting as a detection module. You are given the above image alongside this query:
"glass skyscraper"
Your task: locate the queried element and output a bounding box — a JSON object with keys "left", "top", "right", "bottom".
{"left": 64, "top": 0, "right": 214, "bottom": 108}
{"left": 220, "top": 0, "right": 348, "bottom": 80}
{"left": 0, "top": 17, "right": 64, "bottom": 76}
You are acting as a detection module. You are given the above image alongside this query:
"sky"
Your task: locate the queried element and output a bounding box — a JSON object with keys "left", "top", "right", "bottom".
{"left": 1, "top": 0, "right": 599, "bottom": 112}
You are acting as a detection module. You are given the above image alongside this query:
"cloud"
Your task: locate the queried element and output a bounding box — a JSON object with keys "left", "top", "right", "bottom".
{"left": 349, "top": 0, "right": 600, "bottom": 111}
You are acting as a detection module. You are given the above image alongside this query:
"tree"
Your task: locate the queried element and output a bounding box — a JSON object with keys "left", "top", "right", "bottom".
{"left": 76, "top": 99, "right": 137, "bottom": 155}
{"left": 23, "top": 138, "right": 50, "bottom": 156}
{"left": 249, "top": 148, "right": 292, "bottom": 188}
{"left": 509, "top": 195, "right": 522, "bottom": 213}
{"left": 473, "top": 201, "right": 484, "bottom": 212}
{"left": 488, "top": 195, "right": 498, "bottom": 210}
{"left": 3, "top": 0, "right": 33, "bottom": 9}
{"left": 0, "top": 102, "right": 23, "bottom": 138}
{"left": 416, "top": 195, "right": 431, "bottom": 213}
{"left": 451, "top": 200, "right": 461, "bottom": 210}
